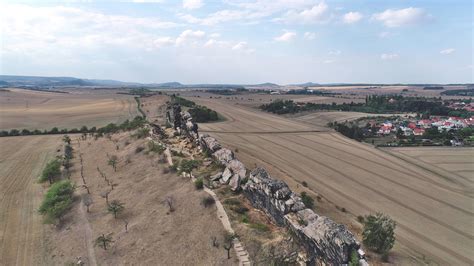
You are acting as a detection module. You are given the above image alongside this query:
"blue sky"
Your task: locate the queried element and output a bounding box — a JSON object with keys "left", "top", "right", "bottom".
{"left": 0, "top": 0, "right": 472, "bottom": 84}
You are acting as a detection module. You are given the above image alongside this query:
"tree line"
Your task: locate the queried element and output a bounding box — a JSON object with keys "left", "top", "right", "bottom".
{"left": 0, "top": 116, "right": 146, "bottom": 137}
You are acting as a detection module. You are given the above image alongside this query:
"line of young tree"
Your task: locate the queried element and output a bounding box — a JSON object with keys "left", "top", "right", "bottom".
{"left": 0, "top": 116, "right": 146, "bottom": 137}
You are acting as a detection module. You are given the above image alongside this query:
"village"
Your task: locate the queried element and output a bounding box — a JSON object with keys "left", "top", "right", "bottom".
{"left": 348, "top": 115, "right": 474, "bottom": 147}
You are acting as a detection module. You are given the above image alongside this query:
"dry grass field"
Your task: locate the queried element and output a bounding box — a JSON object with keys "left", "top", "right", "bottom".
{"left": 46, "top": 132, "right": 236, "bottom": 265}
{"left": 0, "top": 88, "right": 139, "bottom": 131}
{"left": 0, "top": 135, "right": 63, "bottom": 265}
{"left": 188, "top": 96, "right": 474, "bottom": 265}
{"left": 292, "top": 111, "right": 412, "bottom": 127}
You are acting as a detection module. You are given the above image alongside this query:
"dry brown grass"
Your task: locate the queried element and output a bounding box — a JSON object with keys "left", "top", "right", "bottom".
{"left": 0, "top": 88, "right": 139, "bottom": 131}
{"left": 187, "top": 96, "right": 474, "bottom": 265}
{"left": 46, "top": 132, "right": 237, "bottom": 265}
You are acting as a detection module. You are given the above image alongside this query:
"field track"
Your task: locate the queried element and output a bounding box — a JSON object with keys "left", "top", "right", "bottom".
{"left": 0, "top": 135, "right": 62, "bottom": 265}
{"left": 190, "top": 97, "right": 474, "bottom": 265}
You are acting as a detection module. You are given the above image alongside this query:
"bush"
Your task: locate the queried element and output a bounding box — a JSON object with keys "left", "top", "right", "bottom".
{"left": 357, "top": 215, "right": 365, "bottom": 223}
{"left": 132, "top": 128, "right": 149, "bottom": 139}
{"left": 39, "top": 180, "right": 75, "bottom": 222}
{"left": 362, "top": 213, "right": 396, "bottom": 254}
{"left": 148, "top": 141, "right": 165, "bottom": 154}
{"left": 249, "top": 223, "right": 269, "bottom": 232}
{"left": 135, "top": 146, "right": 145, "bottom": 153}
{"left": 301, "top": 181, "right": 308, "bottom": 187}
{"left": 188, "top": 105, "right": 219, "bottom": 123}
{"left": 300, "top": 192, "right": 314, "bottom": 209}
{"left": 194, "top": 178, "right": 204, "bottom": 190}
{"left": 349, "top": 250, "right": 359, "bottom": 266}
{"left": 231, "top": 206, "right": 249, "bottom": 214}
{"left": 179, "top": 159, "right": 201, "bottom": 174}
{"left": 39, "top": 159, "right": 62, "bottom": 183}
{"left": 201, "top": 196, "right": 215, "bottom": 207}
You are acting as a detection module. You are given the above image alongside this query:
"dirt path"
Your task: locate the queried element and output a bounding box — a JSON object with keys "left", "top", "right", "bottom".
{"left": 78, "top": 200, "right": 97, "bottom": 266}
{"left": 0, "top": 135, "right": 62, "bottom": 265}
{"left": 189, "top": 97, "right": 474, "bottom": 265}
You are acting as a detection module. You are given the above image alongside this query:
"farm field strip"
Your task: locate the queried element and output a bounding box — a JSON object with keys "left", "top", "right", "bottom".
{"left": 0, "top": 135, "right": 62, "bottom": 265}
{"left": 189, "top": 96, "right": 474, "bottom": 265}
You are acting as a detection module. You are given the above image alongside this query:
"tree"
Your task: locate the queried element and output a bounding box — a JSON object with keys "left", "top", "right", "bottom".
{"left": 108, "top": 155, "right": 118, "bottom": 172}
{"left": 163, "top": 196, "right": 174, "bottom": 213}
{"left": 39, "top": 159, "right": 62, "bottom": 184}
{"left": 108, "top": 200, "right": 124, "bottom": 219}
{"left": 62, "top": 135, "right": 71, "bottom": 145}
{"left": 362, "top": 213, "right": 396, "bottom": 255}
{"left": 95, "top": 234, "right": 113, "bottom": 250}
{"left": 223, "top": 233, "right": 235, "bottom": 259}
{"left": 39, "top": 180, "right": 75, "bottom": 223}
{"left": 100, "top": 190, "right": 111, "bottom": 205}
{"left": 82, "top": 194, "right": 93, "bottom": 212}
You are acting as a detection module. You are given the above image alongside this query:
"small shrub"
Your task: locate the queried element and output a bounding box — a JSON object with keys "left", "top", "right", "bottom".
{"left": 349, "top": 250, "right": 359, "bottom": 266}
{"left": 357, "top": 215, "right": 365, "bottom": 223}
{"left": 241, "top": 214, "right": 249, "bottom": 223}
{"left": 148, "top": 141, "right": 165, "bottom": 154}
{"left": 341, "top": 207, "right": 347, "bottom": 213}
{"left": 298, "top": 218, "right": 308, "bottom": 226}
{"left": 231, "top": 206, "right": 249, "bottom": 214}
{"left": 162, "top": 168, "right": 170, "bottom": 174}
{"left": 223, "top": 198, "right": 241, "bottom": 206}
{"left": 169, "top": 164, "right": 178, "bottom": 173}
{"left": 201, "top": 196, "right": 215, "bottom": 208}
{"left": 362, "top": 213, "right": 396, "bottom": 254}
{"left": 194, "top": 178, "right": 204, "bottom": 190}
{"left": 135, "top": 146, "right": 145, "bottom": 153}
{"left": 234, "top": 148, "right": 239, "bottom": 153}
{"left": 249, "top": 223, "right": 269, "bottom": 232}
{"left": 179, "top": 159, "right": 201, "bottom": 174}
{"left": 301, "top": 181, "right": 308, "bottom": 187}
{"left": 300, "top": 192, "right": 315, "bottom": 209}
{"left": 316, "top": 195, "right": 322, "bottom": 202}
{"left": 132, "top": 128, "right": 149, "bottom": 139}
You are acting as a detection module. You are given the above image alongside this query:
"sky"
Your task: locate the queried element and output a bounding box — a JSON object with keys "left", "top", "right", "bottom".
{"left": 0, "top": 0, "right": 472, "bottom": 84}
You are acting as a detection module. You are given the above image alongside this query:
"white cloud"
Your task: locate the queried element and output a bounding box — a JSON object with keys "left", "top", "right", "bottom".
{"left": 278, "top": 2, "right": 329, "bottom": 24}
{"left": 179, "top": 9, "right": 267, "bottom": 26}
{"left": 381, "top": 53, "right": 399, "bottom": 60}
{"left": 343, "top": 11, "right": 363, "bottom": 24}
{"left": 323, "top": 59, "right": 334, "bottom": 64}
{"left": 304, "top": 32, "right": 316, "bottom": 40}
{"left": 153, "top": 37, "right": 174, "bottom": 48}
{"left": 328, "top": 50, "right": 341, "bottom": 55}
{"left": 372, "top": 7, "right": 429, "bottom": 27}
{"left": 133, "top": 0, "right": 164, "bottom": 2}
{"left": 275, "top": 31, "right": 296, "bottom": 42}
{"left": 440, "top": 48, "right": 455, "bottom": 55}
{"left": 175, "top": 29, "right": 205, "bottom": 45}
{"left": 379, "top": 31, "right": 391, "bottom": 38}
{"left": 183, "top": 0, "right": 203, "bottom": 10}
{"left": 232, "top": 42, "right": 247, "bottom": 50}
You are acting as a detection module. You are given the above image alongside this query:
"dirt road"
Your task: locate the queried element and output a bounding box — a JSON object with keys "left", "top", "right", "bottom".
{"left": 191, "top": 97, "right": 474, "bottom": 265}
{"left": 0, "top": 135, "right": 62, "bottom": 265}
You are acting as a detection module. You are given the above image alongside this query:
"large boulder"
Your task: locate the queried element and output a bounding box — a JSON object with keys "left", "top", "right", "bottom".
{"left": 220, "top": 167, "right": 233, "bottom": 184}
{"left": 227, "top": 159, "right": 246, "bottom": 179}
{"left": 229, "top": 174, "right": 241, "bottom": 191}
{"left": 200, "top": 135, "right": 221, "bottom": 152}
{"left": 213, "top": 148, "right": 234, "bottom": 164}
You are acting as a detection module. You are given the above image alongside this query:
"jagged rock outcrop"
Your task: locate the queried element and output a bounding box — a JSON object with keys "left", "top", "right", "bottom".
{"left": 213, "top": 148, "right": 234, "bottom": 164}
{"left": 243, "top": 167, "right": 366, "bottom": 265}
{"left": 200, "top": 134, "right": 221, "bottom": 152}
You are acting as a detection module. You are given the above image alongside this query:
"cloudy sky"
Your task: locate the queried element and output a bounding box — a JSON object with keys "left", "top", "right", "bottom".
{"left": 0, "top": 0, "right": 472, "bottom": 84}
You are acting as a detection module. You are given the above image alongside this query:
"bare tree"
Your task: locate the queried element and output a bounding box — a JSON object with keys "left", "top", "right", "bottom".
{"left": 82, "top": 184, "right": 90, "bottom": 194}
{"left": 224, "top": 240, "right": 233, "bottom": 259}
{"left": 100, "top": 190, "right": 111, "bottom": 205}
{"left": 211, "top": 236, "right": 219, "bottom": 248}
{"left": 163, "top": 196, "right": 175, "bottom": 214}
{"left": 82, "top": 194, "right": 93, "bottom": 213}
{"left": 108, "top": 155, "right": 118, "bottom": 172}
{"left": 123, "top": 219, "right": 129, "bottom": 232}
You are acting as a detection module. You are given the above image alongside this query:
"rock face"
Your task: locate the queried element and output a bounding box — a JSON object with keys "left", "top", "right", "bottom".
{"left": 200, "top": 134, "right": 221, "bottom": 152}
{"left": 243, "top": 167, "right": 364, "bottom": 265}
{"left": 243, "top": 167, "right": 302, "bottom": 225}
{"left": 213, "top": 148, "right": 234, "bottom": 164}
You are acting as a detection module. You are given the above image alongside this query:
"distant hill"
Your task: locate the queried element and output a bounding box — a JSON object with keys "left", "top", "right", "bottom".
{"left": 0, "top": 75, "right": 140, "bottom": 88}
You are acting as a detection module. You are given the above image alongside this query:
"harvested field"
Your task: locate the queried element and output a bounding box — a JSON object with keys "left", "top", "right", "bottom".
{"left": 0, "top": 88, "right": 140, "bottom": 131}
{"left": 0, "top": 135, "right": 63, "bottom": 265}
{"left": 139, "top": 95, "right": 168, "bottom": 124}
{"left": 386, "top": 147, "right": 474, "bottom": 182}
{"left": 189, "top": 96, "right": 474, "bottom": 265}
